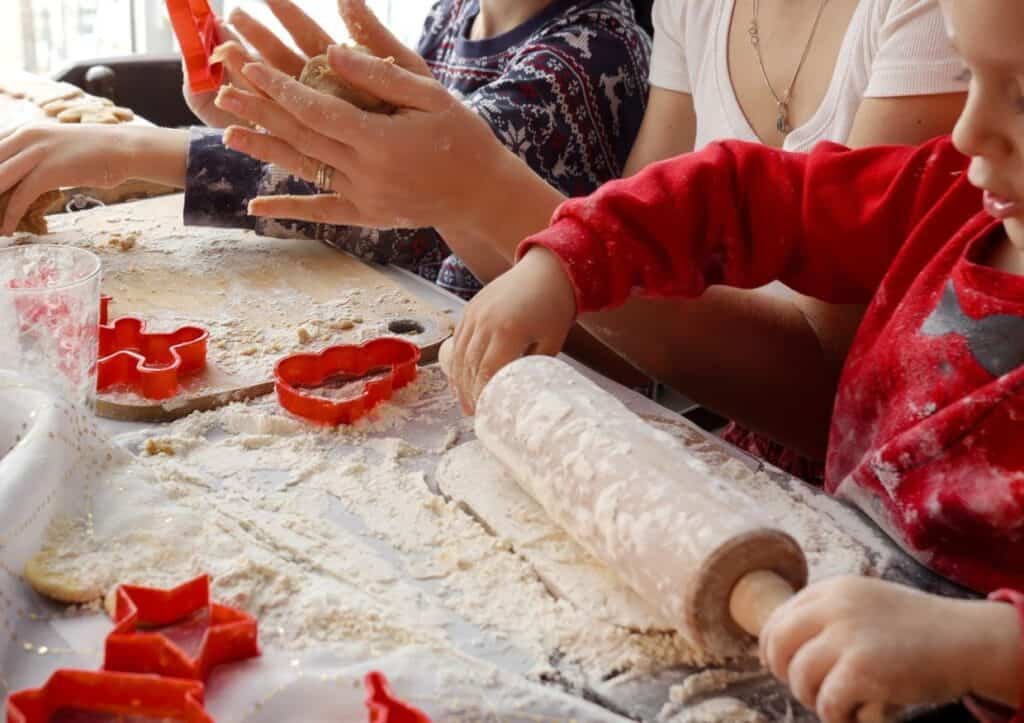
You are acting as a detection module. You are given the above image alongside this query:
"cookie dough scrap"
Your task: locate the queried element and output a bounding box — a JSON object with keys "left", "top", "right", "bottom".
{"left": 24, "top": 538, "right": 106, "bottom": 604}
{"left": 0, "top": 189, "right": 62, "bottom": 235}
{"left": 42, "top": 95, "right": 111, "bottom": 117}
{"left": 299, "top": 47, "right": 395, "bottom": 114}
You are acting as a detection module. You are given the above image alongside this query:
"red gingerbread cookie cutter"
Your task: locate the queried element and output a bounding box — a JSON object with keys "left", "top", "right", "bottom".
{"left": 97, "top": 296, "right": 209, "bottom": 400}
{"left": 275, "top": 338, "right": 421, "bottom": 426}
{"left": 104, "top": 574, "right": 260, "bottom": 681}
{"left": 166, "top": 0, "right": 223, "bottom": 93}
{"left": 6, "top": 669, "right": 211, "bottom": 723}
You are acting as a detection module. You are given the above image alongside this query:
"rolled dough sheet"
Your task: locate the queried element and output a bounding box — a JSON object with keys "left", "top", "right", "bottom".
{"left": 436, "top": 440, "right": 671, "bottom": 632}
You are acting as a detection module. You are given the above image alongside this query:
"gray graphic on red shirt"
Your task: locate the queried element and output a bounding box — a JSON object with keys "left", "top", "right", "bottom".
{"left": 921, "top": 281, "right": 1024, "bottom": 378}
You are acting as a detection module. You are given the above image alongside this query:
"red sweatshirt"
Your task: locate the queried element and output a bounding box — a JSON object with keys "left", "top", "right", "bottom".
{"left": 519, "top": 137, "right": 1024, "bottom": 594}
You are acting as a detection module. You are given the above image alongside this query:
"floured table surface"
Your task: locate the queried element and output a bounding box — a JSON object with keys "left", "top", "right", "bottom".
{"left": 23, "top": 195, "right": 453, "bottom": 420}
{"left": 1, "top": 347, "right": 963, "bottom": 722}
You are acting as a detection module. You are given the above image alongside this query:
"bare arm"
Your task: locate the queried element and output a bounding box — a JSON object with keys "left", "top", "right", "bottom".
{"left": 623, "top": 87, "right": 697, "bottom": 177}
{"left": 847, "top": 92, "right": 967, "bottom": 148}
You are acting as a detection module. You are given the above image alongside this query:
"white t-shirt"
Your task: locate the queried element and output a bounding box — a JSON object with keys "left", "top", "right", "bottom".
{"left": 650, "top": 0, "right": 968, "bottom": 152}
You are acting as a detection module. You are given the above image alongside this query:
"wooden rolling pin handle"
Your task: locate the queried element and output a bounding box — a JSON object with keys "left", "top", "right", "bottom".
{"left": 729, "top": 570, "right": 904, "bottom": 723}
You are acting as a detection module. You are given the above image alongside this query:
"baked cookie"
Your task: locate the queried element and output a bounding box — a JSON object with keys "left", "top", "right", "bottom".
{"left": 0, "top": 189, "right": 62, "bottom": 235}
{"left": 27, "top": 83, "right": 85, "bottom": 107}
{"left": 57, "top": 104, "right": 134, "bottom": 124}
{"left": 299, "top": 47, "right": 395, "bottom": 114}
{"left": 42, "top": 95, "right": 112, "bottom": 117}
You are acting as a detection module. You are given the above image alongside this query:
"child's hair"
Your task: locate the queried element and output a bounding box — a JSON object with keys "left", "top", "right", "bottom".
{"left": 629, "top": 0, "right": 653, "bottom": 35}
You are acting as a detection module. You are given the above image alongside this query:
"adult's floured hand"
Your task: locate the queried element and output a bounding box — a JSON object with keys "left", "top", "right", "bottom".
{"left": 184, "top": 0, "right": 335, "bottom": 128}
{"left": 215, "top": 0, "right": 512, "bottom": 234}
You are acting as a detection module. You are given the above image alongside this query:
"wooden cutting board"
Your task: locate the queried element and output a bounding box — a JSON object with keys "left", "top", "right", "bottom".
{"left": 34, "top": 195, "right": 453, "bottom": 422}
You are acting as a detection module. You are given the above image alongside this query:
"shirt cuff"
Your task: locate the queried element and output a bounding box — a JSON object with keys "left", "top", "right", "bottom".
{"left": 183, "top": 126, "right": 263, "bottom": 230}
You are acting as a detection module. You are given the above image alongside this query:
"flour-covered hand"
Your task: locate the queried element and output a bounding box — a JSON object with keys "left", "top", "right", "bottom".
{"left": 760, "top": 576, "right": 1022, "bottom": 723}
{"left": 184, "top": 0, "right": 334, "bottom": 128}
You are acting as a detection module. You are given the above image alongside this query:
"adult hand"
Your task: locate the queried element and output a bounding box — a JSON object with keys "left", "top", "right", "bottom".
{"left": 216, "top": 43, "right": 509, "bottom": 233}
{"left": 215, "top": 0, "right": 502, "bottom": 231}
{"left": 443, "top": 247, "right": 577, "bottom": 413}
{"left": 183, "top": 0, "right": 334, "bottom": 128}
{"left": 760, "top": 576, "right": 1022, "bottom": 722}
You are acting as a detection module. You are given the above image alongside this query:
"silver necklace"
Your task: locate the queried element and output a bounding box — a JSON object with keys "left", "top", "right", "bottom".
{"left": 748, "top": 0, "right": 830, "bottom": 135}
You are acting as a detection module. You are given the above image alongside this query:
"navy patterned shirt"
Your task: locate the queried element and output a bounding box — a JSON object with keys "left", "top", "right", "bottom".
{"left": 183, "top": 0, "right": 651, "bottom": 299}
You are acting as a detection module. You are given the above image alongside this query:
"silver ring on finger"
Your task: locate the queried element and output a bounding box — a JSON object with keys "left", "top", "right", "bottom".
{"left": 315, "top": 163, "right": 334, "bottom": 192}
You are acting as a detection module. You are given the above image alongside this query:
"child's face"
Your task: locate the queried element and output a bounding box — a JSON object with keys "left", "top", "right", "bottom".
{"left": 944, "top": 0, "right": 1024, "bottom": 249}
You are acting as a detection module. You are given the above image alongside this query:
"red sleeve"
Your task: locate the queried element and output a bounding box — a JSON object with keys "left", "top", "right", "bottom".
{"left": 517, "top": 136, "right": 970, "bottom": 313}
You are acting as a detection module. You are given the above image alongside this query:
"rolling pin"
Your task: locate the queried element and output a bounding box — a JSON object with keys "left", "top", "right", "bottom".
{"left": 469, "top": 354, "right": 900, "bottom": 722}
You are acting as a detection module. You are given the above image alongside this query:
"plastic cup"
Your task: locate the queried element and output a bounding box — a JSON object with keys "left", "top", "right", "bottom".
{"left": 0, "top": 245, "right": 102, "bottom": 410}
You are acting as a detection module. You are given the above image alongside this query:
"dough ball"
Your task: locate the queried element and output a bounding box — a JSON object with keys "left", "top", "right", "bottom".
{"left": 0, "top": 189, "right": 62, "bottom": 236}
{"left": 299, "top": 47, "right": 395, "bottom": 114}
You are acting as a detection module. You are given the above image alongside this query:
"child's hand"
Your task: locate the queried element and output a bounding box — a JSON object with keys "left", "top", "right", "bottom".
{"left": 0, "top": 125, "right": 130, "bottom": 235}
{"left": 760, "top": 576, "right": 1022, "bottom": 723}
{"left": 445, "top": 247, "right": 577, "bottom": 413}
{"left": 0, "top": 124, "right": 188, "bottom": 236}
{"left": 184, "top": 0, "right": 335, "bottom": 128}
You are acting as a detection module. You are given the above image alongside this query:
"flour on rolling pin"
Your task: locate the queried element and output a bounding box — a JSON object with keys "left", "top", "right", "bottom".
{"left": 474, "top": 357, "right": 807, "bottom": 657}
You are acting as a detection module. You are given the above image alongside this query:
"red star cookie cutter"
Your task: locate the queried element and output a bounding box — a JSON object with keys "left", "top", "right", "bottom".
{"left": 103, "top": 574, "right": 260, "bottom": 681}
{"left": 166, "top": 0, "right": 223, "bottom": 93}
{"left": 97, "top": 295, "right": 209, "bottom": 400}
{"left": 6, "top": 669, "right": 211, "bottom": 723}
{"left": 275, "top": 338, "right": 421, "bottom": 426}
{"left": 365, "top": 672, "right": 432, "bottom": 723}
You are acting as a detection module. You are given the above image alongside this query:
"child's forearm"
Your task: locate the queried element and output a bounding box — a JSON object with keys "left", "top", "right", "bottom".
{"left": 970, "top": 600, "right": 1022, "bottom": 708}
{"left": 118, "top": 126, "right": 189, "bottom": 189}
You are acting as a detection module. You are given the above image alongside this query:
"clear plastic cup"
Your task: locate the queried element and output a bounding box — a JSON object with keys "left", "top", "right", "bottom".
{"left": 0, "top": 245, "right": 102, "bottom": 410}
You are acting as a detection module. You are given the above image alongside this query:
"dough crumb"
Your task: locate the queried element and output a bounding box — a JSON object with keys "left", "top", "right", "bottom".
{"left": 144, "top": 438, "right": 176, "bottom": 456}
{"left": 104, "top": 231, "right": 138, "bottom": 251}
{"left": 297, "top": 325, "right": 316, "bottom": 345}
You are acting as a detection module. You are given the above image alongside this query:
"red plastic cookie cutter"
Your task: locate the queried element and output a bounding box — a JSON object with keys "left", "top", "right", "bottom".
{"left": 275, "top": 338, "right": 421, "bottom": 426}
{"left": 365, "top": 672, "right": 432, "bottom": 723}
{"left": 6, "top": 669, "right": 211, "bottom": 723}
{"left": 166, "top": 0, "right": 223, "bottom": 93}
{"left": 104, "top": 574, "right": 260, "bottom": 681}
{"left": 97, "top": 305, "right": 209, "bottom": 400}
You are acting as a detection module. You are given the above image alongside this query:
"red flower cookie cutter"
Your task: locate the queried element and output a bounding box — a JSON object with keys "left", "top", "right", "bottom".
{"left": 6, "top": 669, "right": 211, "bottom": 723}
{"left": 166, "top": 0, "right": 223, "bottom": 93}
{"left": 365, "top": 672, "right": 432, "bottom": 723}
{"left": 103, "top": 574, "right": 260, "bottom": 681}
{"left": 97, "top": 297, "right": 209, "bottom": 400}
{"left": 275, "top": 338, "right": 421, "bottom": 426}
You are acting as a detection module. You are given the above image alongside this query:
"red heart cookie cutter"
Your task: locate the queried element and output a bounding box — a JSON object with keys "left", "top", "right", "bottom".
{"left": 6, "top": 669, "right": 211, "bottom": 723}
{"left": 275, "top": 338, "right": 421, "bottom": 426}
{"left": 97, "top": 296, "right": 209, "bottom": 400}
{"left": 104, "top": 575, "right": 260, "bottom": 681}
{"left": 366, "top": 671, "right": 432, "bottom": 723}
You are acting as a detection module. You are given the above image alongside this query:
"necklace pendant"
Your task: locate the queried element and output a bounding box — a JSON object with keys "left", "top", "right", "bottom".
{"left": 776, "top": 102, "right": 791, "bottom": 134}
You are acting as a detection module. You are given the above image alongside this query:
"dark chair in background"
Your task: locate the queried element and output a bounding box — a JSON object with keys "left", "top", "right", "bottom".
{"left": 54, "top": 55, "right": 200, "bottom": 128}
